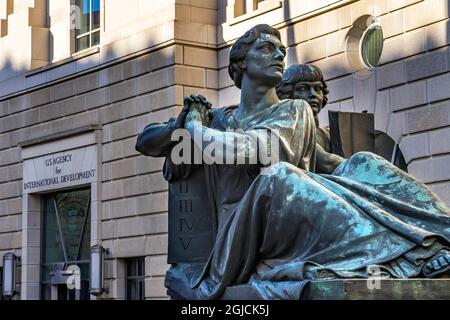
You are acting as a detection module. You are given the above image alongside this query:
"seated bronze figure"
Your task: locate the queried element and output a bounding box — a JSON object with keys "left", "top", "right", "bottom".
{"left": 136, "top": 24, "right": 450, "bottom": 300}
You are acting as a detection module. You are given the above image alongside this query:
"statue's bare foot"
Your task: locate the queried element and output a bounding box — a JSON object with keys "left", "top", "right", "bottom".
{"left": 422, "top": 249, "right": 450, "bottom": 278}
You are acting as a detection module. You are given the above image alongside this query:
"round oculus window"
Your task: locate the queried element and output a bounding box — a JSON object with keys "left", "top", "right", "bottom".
{"left": 359, "top": 23, "right": 384, "bottom": 70}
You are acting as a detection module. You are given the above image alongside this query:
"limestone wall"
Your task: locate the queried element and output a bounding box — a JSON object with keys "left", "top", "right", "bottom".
{"left": 0, "top": 0, "right": 218, "bottom": 300}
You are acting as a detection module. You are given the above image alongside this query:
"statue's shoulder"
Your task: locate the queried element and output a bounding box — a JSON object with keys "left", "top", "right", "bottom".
{"left": 273, "top": 98, "right": 309, "bottom": 114}
{"left": 212, "top": 105, "right": 239, "bottom": 115}
{"left": 286, "top": 99, "right": 316, "bottom": 117}
{"left": 210, "top": 105, "right": 239, "bottom": 129}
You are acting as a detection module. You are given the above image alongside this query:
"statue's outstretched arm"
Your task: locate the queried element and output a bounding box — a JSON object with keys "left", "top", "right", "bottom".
{"left": 184, "top": 95, "right": 314, "bottom": 169}
{"left": 135, "top": 121, "right": 177, "bottom": 157}
{"left": 186, "top": 122, "right": 269, "bottom": 168}
{"left": 135, "top": 103, "right": 191, "bottom": 158}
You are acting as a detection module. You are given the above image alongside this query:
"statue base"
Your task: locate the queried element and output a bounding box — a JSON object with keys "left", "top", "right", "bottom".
{"left": 220, "top": 279, "right": 450, "bottom": 300}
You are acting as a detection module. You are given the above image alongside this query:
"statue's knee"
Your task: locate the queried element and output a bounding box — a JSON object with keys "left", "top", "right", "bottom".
{"left": 349, "top": 151, "right": 379, "bottom": 163}
{"left": 265, "top": 161, "right": 297, "bottom": 177}
{"left": 261, "top": 162, "right": 306, "bottom": 184}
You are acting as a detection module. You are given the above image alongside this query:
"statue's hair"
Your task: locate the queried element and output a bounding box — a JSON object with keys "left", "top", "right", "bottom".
{"left": 276, "top": 64, "right": 329, "bottom": 108}
{"left": 228, "top": 24, "right": 281, "bottom": 89}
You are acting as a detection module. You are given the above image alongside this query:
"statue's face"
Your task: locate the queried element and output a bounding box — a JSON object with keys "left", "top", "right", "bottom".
{"left": 243, "top": 33, "right": 286, "bottom": 87}
{"left": 291, "top": 81, "right": 324, "bottom": 116}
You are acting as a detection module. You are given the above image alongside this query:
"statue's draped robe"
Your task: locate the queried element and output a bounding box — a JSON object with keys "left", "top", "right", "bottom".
{"left": 139, "top": 99, "right": 450, "bottom": 300}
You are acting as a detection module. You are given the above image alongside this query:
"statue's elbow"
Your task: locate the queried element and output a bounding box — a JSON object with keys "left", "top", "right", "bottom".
{"left": 135, "top": 134, "right": 149, "bottom": 156}
{"left": 135, "top": 134, "right": 166, "bottom": 157}
{"left": 135, "top": 141, "right": 143, "bottom": 154}
{"left": 135, "top": 122, "right": 175, "bottom": 157}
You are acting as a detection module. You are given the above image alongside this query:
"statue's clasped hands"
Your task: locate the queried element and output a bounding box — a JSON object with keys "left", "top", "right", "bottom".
{"left": 176, "top": 94, "right": 213, "bottom": 129}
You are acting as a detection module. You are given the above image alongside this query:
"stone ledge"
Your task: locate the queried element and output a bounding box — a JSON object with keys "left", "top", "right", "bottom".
{"left": 221, "top": 279, "right": 450, "bottom": 300}
{"left": 304, "top": 279, "right": 450, "bottom": 300}
{"left": 25, "top": 47, "right": 100, "bottom": 78}
{"left": 18, "top": 124, "right": 101, "bottom": 148}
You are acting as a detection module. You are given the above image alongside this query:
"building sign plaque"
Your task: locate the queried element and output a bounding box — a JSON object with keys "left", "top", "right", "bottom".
{"left": 23, "top": 145, "right": 97, "bottom": 194}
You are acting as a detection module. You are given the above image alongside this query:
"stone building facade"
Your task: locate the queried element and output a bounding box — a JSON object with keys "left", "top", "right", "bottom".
{"left": 0, "top": 0, "right": 449, "bottom": 300}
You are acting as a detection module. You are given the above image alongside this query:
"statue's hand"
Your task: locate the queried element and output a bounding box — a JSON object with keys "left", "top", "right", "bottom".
{"left": 174, "top": 98, "right": 191, "bottom": 129}
{"left": 184, "top": 94, "right": 213, "bottom": 128}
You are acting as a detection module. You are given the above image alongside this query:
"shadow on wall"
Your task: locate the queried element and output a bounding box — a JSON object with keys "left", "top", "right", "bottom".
{"left": 278, "top": 1, "right": 449, "bottom": 135}
{"left": 0, "top": 1, "right": 449, "bottom": 154}
{"left": 0, "top": 58, "right": 27, "bottom": 83}
{"left": 47, "top": 0, "right": 53, "bottom": 64}
{"left": 0, "top": 14, "right": 177, "bottom": 154}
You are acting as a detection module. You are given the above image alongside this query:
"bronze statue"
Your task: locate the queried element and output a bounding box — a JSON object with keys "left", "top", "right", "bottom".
{"left": 136, "top": 24, "right": 450, "bottom": 300}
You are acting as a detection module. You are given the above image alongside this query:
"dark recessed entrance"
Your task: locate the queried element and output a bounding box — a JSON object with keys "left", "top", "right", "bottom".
{"left": 40, "top": 188, "right": 91, "bottom": 300}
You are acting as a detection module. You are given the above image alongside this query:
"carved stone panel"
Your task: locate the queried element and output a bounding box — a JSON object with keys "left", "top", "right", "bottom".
{"left": 168, "top": 167, "right": 215, "bottom": 264}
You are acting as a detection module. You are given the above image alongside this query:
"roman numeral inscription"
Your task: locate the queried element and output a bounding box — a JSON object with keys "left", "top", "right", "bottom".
{"left": 180, "top": 199, "right": 192, "bottom": 212}
{"left": 167, "top": 169, "right": 214, "bottom": 264}
{"left": 178, "top": 217, "right": 198, "bottom": 250}
{"left": 179, "top": 237, "right": 193, "bottom": 250}
{"left": 179, "top": 182, "right": 188, "bottom": 193}
{"left": 180, "top": 218, "right": 197, "bottom": 232}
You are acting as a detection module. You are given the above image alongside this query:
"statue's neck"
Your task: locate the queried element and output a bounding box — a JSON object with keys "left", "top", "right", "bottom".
{"left": 238, "top": 77, "right": 280, "bottom": 118}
